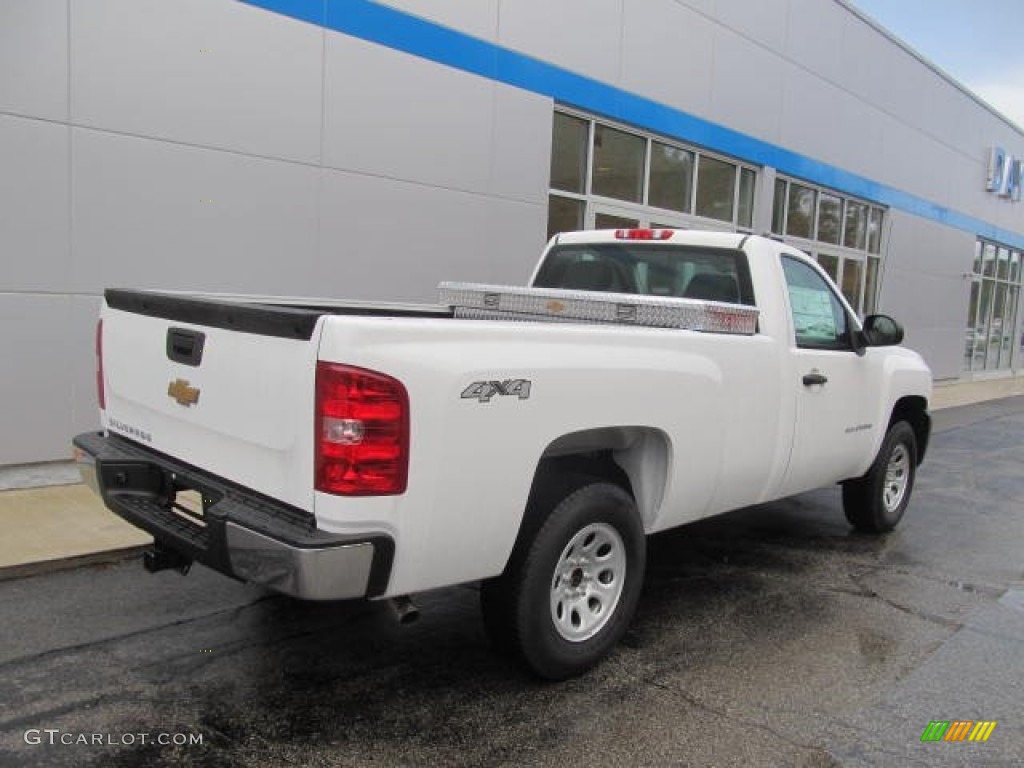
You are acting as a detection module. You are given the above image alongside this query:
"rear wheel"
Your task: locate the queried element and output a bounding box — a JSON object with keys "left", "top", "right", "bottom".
{"left": 481, "top": 479, "right": 645, "bottom": 680}
{"left": 842, "top": 420, "right": 917, "bottom": 533}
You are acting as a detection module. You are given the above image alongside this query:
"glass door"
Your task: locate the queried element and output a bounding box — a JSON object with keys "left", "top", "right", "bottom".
{"left": 964, "top": 241, "right": 1023, "bottom": 373}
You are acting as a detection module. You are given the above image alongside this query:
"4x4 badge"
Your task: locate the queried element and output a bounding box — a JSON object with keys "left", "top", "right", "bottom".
{"left": 461, "top": 379, "right": 531, "bottom": 403}
{"left": 168, "top": 378, "right": 200, "bottom": 407}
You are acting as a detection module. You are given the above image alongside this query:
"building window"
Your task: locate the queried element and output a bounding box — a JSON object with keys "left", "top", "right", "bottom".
{"left": 592, "top": 125, "right": 645, "bottom": 203}
{"left": 786, "top": 183, "right": 817, "bottom": 239}
{"left": 550, "top": 112, "right": 588, "bottom": 194}
{"left": 964, "top": 239, "right": 1022, "bottom": 373}
{"left": 547, "top": 109, "right": 758, "bottom": 240}
{"left": 771, "top": 178, "right": 786, "bottom": 234}
{"left": 547, "top": 196, "right": 584, "bottom": 237}
{"left": 771, "top": 177, "right": 885, "bottom": 316}
{"left": 737, "top": 168, "right": 756, "bottom": 229}
{"left": 843, "top": 201, "right": 868, "bottom": 250}
{"left": 817, "top": 194, "right": 841, "bottom": 245}
{"left": 648, "top": 142, "right": 694, "bottom": 213}
{"left": 695, "top": 155, "right": 736, "bottom": 222}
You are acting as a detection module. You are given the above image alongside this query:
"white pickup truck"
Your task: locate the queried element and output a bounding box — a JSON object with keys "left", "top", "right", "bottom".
{"left": 74, "top": 229, "right": 931, "bottom": 679}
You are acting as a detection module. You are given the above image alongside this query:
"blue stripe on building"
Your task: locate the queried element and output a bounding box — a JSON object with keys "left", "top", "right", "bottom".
{"left": 242, "top": 0, "right": 1024, "bottom": 250}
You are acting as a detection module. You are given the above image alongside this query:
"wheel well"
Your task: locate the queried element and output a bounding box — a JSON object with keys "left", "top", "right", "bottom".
{"left": 889, "top": 396, "right": 930, "bottom": 465}
{"left": 531, "top": 427, "right": 669, "bottom": 528}
{"left": 497, "top": 427, "right": 668, "bottom": 578}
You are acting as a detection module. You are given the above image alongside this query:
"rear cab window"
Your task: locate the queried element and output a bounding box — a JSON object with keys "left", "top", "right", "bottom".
{"left": 533, "top": 244, "right": 757, "bottom": 307}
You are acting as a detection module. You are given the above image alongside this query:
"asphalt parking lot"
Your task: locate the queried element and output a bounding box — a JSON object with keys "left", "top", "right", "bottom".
{"left": 1, "top": 397, "right": 1022, "bottom": 768}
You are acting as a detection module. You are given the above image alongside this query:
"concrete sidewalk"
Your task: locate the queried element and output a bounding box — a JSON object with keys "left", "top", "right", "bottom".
{"left": 1, "top": 374, "right": 1022, "bottom": 579}
{"left": 0, "top": 484, "right": 151, "bottom": 579}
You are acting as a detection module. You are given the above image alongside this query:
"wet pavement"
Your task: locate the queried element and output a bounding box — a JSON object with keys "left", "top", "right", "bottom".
{"left": 1, "top": 398, "right": 1022, "bottom": 767}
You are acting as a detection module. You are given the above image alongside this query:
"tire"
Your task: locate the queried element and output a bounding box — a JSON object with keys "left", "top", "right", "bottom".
{"left": 481, "top": 479, "right": 645, "bottom": 680}
{"left": 842, "top": 420, "right": 917, "bottom": 533}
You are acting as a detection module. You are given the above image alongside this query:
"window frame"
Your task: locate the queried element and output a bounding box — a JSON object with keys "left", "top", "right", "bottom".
{"left": 547, "top": 107, "right": 759, "bottom": 240}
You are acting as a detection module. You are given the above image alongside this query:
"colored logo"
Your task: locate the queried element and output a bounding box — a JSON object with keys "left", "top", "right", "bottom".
{"left": 987, "top": 147, "right": 1023, "bottom": 201}
{"left": 920, "top": 720, "right": 997, "bottom": 742}
{"left": 167, "top": 378, "right": 201, "bottom": 407}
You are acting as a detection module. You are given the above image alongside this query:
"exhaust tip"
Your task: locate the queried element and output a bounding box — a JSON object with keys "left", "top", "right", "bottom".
{"left": 388, "top": 595, "right": 419, "bottom": 625}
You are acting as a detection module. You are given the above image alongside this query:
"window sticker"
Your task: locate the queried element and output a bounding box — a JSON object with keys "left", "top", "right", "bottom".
{"left": 789, "top": 286, "right": 837, "bottom": 342}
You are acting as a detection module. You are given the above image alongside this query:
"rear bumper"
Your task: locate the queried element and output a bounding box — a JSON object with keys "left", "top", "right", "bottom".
{"left": 72, "top": 432, "right": 393, "bottom": 600}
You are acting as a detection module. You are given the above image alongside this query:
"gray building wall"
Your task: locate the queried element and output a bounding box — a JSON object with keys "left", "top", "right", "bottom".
{"left": 2, "top": 0, "right": 1023, "bottom": 464}
{"left": 391, "top": 0, "right": 1024, "bottom": 232}
{"left": 879, "top": 213, "right": 977, "bottom": 378}
{"left": 0, "top": 0, "right": 551, "bottom": 464}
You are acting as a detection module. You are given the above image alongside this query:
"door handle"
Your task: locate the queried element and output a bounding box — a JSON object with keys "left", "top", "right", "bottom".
{"left": 167, "top": 327, "right": 205, "bottom": 367}
{"left": 802, "top": 372, "right": 828, "bottom": 386}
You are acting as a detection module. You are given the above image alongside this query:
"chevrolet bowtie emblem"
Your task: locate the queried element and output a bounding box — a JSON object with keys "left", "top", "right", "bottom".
{"left": 168, "top": 378, "right": 200, "bottom": 407}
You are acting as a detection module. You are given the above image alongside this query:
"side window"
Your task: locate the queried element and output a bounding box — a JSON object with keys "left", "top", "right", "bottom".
{"left": 781, "top": 256, "right": 850, "bottom": 350}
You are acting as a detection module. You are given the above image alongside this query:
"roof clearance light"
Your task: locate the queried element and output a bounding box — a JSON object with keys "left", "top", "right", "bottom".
{"left": 614, "top": 229, "right": 673, "bottom": 241}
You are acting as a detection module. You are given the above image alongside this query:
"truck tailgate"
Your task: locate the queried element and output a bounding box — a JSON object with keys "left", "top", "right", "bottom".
{"left": 100, "top": 290, "right": 323, "bottom": 512}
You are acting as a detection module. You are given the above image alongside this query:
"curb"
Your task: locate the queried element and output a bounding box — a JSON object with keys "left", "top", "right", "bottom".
{"left": 0, "top": 545, "right": 150, "bottom": 584}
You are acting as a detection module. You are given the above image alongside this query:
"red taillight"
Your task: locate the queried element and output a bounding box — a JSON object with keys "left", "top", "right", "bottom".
{"left": 315, "top": 363, "right": 409, "bottom": 496}
{"left": 614, "top": 228, "right": 674, "bottom": 240}
{"left": 96, "top": 319, "right": 106, "bottom": 410}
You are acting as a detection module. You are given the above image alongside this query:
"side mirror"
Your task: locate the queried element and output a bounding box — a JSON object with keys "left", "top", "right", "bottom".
{"left": 862, "top": 314, "right": 904, "bottom": 347}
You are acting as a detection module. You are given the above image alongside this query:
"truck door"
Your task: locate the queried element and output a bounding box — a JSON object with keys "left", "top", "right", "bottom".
{"left": 778, "top": 255, "right": 879, "bottom": 496}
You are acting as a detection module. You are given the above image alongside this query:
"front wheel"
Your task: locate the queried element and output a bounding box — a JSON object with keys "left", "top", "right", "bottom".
{"left": 842, "top": 420, "right": 918, "bottom": 533}
{"left": 481, "top": 480, "right": 645, "bottom": 680}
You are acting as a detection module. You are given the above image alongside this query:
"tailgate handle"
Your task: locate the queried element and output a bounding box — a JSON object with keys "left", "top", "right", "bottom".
{"left": 167, "top": 328, "right": 205, "bottom": 367}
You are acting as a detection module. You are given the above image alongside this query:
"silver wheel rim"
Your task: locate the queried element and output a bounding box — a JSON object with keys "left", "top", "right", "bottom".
{"left": 550, "top": 522, "right": 626, "bottom": 643}
{"left": 883, "top": 443, "right": 910, "bottom": 512}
